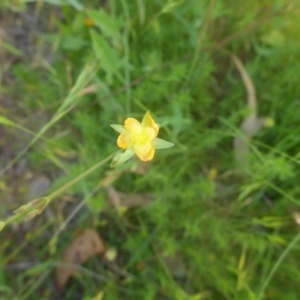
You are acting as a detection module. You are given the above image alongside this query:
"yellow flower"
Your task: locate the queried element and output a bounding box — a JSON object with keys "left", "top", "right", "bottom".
{"left": 84, "top": 17, "right": 94, "bottom": 27}
{"left": 111, "top": 111, "right": 174, "bottom": 164}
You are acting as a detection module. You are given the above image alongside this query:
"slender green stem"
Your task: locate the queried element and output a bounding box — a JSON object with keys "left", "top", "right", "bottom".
{"left": 264, "top": 181, "right": 300, "bottom": 206}
{"left": 48, "top": 151, "right": 118, "bottom": 200}
{"left": 3, "top": 213, "right": 26, "bottom": 226}
{"left": 2, "top": 151, "right": 119, "bottom": 228}
{"left": 257, "top": 231, "right": 300, "bottom": 299}
{"left": 0, "top": 58, "right": 98, "bottom": 178}
{"left": 120, "top": 0, "right": 131, "bottom": 114}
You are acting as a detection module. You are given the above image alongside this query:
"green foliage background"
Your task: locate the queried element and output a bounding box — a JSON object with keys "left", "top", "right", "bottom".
{"left": 1, "top": 0, "right": 300, "bottom": 299}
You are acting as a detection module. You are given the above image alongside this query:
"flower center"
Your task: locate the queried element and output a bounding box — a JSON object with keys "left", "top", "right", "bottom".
{"left": 131, "top": 130, "right": 150, "bottom": 146}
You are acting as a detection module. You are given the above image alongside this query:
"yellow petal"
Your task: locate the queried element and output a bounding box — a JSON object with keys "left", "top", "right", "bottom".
{"left": 117, "top": 133, "right": 131, "bottom": 149}
{"left": 143, "top": 127, "right": 157, "bottom": 142}
{"left": 143, "top": 112, "right": 159, "bottom": 136}
{"left": 134, "top": 143, "right": 155, "bottom": 161}
{"left": 124, "top": 118, "right": 142, "bottom": 134}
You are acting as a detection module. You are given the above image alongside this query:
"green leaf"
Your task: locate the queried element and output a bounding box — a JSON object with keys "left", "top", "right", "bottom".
{"left": 87, "top": 9, "right": 122, "bottom": 40}
{"left": 67, "top": 0, "right": 83, "bottom": 10}
{"left": 0, "top": 116, "right": 16, "bottom": 127}
{"left": 261, "top": 29, "right": 285, "bottom": 48}
{"left": 110, "top": 124, "right": 125, "bottom": 133}
{"left": 61, "top": 35, "right": 87, "bottom": 51}
{"left": 160, "top": 0, "right": 183, "bottom": 14}
{"left": 0, "top": 221, "right": 5, "bottom": 232}
{"left": 90, "top": 29, "right": 120, "bottom": 83}
{"left": 2, "top": 41, "right": 22, "bottom": 56}
{"left": 153, "top": 138, "right": 174, "bottom": 149}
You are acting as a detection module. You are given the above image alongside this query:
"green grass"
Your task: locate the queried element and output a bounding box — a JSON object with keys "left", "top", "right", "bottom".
{"left": 1, "top": 0, "right": 300, "bottom": 299}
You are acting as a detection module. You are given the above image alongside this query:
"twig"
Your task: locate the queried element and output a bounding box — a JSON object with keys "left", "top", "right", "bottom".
{"left": 230, "top": 54, "right": 256, "bottom": 112}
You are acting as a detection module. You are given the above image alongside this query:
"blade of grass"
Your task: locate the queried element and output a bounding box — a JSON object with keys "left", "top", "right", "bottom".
{"left": 257, "top": 231, "right": 300, "bottom": 299}
{"left": 0, "top": 57, "right": 98, "bottom": 177}
{"left": 120, "top": 0, "right": 131, "bottom": 114}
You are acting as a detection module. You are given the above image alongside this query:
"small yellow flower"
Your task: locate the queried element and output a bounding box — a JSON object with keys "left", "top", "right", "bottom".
{"left": 111, "top": 111, "right": 174, "bottom": 165}
{"left": 84, "top": 17, "right": 94, "bottom": 27}
{"left": 117, "top": 112, "right": 158, "bottom": 161}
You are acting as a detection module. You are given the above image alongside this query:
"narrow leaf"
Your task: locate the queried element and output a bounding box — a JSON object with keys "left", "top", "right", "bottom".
{"left": 90, "top": 29, "right": 120, "bottom": 83}
{"left": 87, "top": 9, "right": 121, "bottom": 40}
{"left": 0, "top": 221, "right": 5, "bottom": 232}
{"left": 110, "top": 124, "right": 125, "bottom": 133}
{"left": 67, "top": 0, "right": 83, "bottom": 10}
{"left": 153, "top": 138, "right": 174, "bottom": 149}
{"left": 2, "top": 41, "right": 22, "bottom": 56}
{"left": 0, "top": 116, "right": 16, "bottom": 127}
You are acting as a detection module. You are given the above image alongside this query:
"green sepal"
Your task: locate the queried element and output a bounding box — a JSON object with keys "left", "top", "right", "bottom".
{"left": 141, "top": 111, "right": 150, "bottom": 127}
{"left": 153, "top": 138, "right": 174, "bottom": 149}
{"left": 110, "top": 124, "right": 125, "bottom": 133}
{"left": 113, "top": 148, "right": 135, "bottom": 166}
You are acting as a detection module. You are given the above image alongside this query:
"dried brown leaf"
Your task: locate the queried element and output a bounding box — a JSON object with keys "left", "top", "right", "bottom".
{"left": 100, "top": 170, "right": 122, "bottom": 187}
{"left": 106, "top": 187, "right": 153, "bottom": 208}
{"left": 78, "top": 84, "right": 99, "bottom": 97}
{"left": 231, "top": 54, "right": 264, "bottom": 168}
{"left": 120, "top": 193, "right": 153, "bottom": 207}
{"left": 55, "top": 229, "right": 105, "bottom": 291}
{"left": 106, "top": 186, "right": 121, "bottom": 207}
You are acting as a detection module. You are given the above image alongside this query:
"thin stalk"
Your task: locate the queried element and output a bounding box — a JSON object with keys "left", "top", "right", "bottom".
{"left": 257, "top": 231, "right": 300, "bottom": 299}
{"left": 48, "top": 152, "right": 118, "bottom": 200}
{"left": 2, "top": 151, "right": 119, "bottom": 228}
{"left": 120, "top": 0, "right": 131, "bottom": 114}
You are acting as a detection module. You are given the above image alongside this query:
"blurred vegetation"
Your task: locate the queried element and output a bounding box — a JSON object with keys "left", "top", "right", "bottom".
{"left": 1, "top": 0, "right": 300, "bottom": 299}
